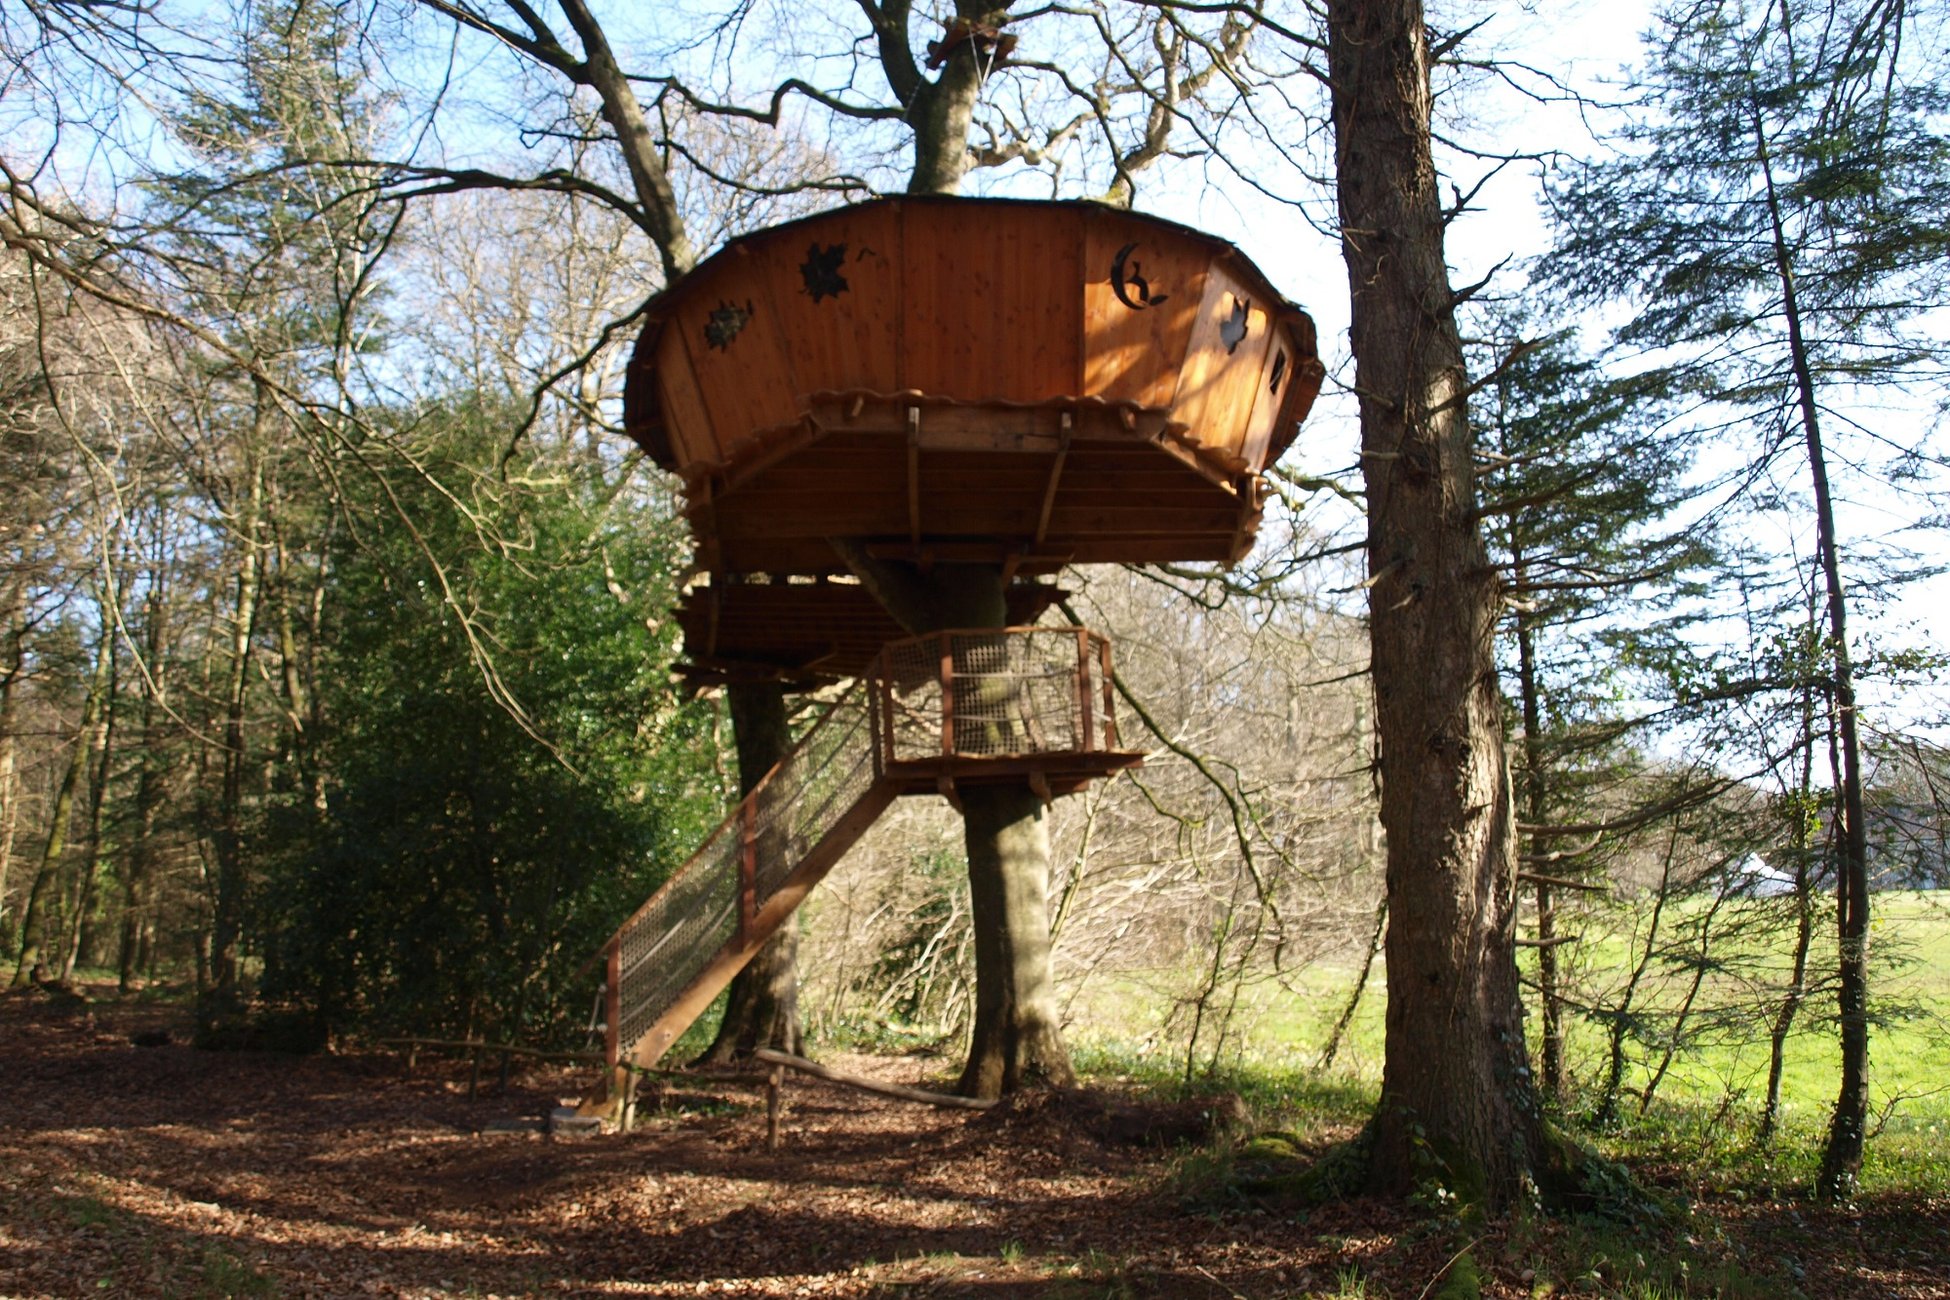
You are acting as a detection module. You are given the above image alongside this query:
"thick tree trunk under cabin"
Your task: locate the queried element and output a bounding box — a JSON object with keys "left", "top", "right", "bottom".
{"left": 695, "top": 679, "right": 805, "bottom": 1064}
{"left": 836, "top": 547, "right": 1074, "bottom": 1098}
{"left": 1326, "top": 0, "right": 1549, "bottom": 1206}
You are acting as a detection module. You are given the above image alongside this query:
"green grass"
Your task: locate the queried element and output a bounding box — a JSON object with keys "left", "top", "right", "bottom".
{"left": 1060, "top": 890, "right": 1950, "bottom": 1195}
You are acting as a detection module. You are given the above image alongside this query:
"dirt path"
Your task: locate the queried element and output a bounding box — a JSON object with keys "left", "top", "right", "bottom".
{"left": 1, "top": 989, "right": 1944, "bottom": 1298}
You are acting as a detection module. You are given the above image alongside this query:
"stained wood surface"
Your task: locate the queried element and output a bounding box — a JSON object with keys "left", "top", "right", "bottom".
{"left": 676, "top": 580, "right": 1063, "bottom": 684}
{"left": 624, "top": 198, "right": 1321, "bottom": 583}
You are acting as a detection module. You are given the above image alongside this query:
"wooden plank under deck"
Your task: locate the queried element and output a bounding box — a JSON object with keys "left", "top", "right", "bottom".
{"left": 696, "top": 430, "right": 1253, "bottom": 577}
{"left": 675, "top": 581, "right": 1063, "bottom": 681}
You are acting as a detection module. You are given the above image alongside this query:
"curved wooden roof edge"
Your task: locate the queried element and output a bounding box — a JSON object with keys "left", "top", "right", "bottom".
{"left": 621, "top": 194, "right": 1322, "bottom": 471}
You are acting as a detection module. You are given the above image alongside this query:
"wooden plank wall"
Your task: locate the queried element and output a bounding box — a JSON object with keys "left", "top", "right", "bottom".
{"left": 643, "top": 200, "right": 1310, "bottom": 483}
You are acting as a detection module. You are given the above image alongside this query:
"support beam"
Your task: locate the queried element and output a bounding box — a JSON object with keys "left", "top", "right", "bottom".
{"left": 753, "top": 1048, "right": 994, "bottom": 1111}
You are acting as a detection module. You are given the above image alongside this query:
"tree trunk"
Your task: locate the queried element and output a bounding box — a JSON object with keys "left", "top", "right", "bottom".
{"left": 1751, "top": 110, "right": 1872, "bottom": 1198}
{"left": 206, "top": 396, "right": 267, "bottom": 1028}
{"left": 958, "top": 781, "right": 1069, "bottom": 1096}
{"left": 836, "top": 549, "right": 1074, "bottom": 1097}
{"left": 694, "top": 679, "right": 805, "bottom": 1063}
{"left": 61, "top": 631, "right": 120, "bottom": 982}
{"left": 1326, "top": 0, "right": 1546, "bottom": 1205}
{"left": 1760, "top": 674, "right": 1820, "bottom": 1145}
{"left": 11, "top": 630, "right": 113, "bottom": 987}
{"left": 0, "top": 577, "right": 27, "bottom": 955}
{"left": 120, "top": 562, "right": 173, "bottom": 993}
{"left": 1511, "top": 592, "right": 1564, "bottom": 1101}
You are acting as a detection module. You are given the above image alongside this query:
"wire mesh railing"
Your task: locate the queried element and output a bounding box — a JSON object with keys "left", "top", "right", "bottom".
{"left": 869, "top": 627, "right": 1120, "bottom": 765}
{"left": 605, "top": 680, "right": 877, "bottom": 1063}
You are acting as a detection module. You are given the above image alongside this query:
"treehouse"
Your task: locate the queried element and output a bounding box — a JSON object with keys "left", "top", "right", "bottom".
{"left": 584, "top": 199, "right": 1327, "bottom": 1099}
{"left": 623, "top": 195, "right": 1324, "bottom": 682}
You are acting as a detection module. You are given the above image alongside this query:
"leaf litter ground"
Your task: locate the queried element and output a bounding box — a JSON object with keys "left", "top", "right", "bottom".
{"left": 2, "top": 987, "right": 1945, "bottom": 1298}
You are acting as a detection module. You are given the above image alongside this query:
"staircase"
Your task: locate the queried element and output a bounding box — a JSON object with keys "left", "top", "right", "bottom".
{"left": 591, "top": 627, "right": 1144, "bottom": 1090}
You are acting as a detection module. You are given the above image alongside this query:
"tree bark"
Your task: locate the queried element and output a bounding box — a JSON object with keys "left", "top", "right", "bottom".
{"left": 958, "top": 781, "right": 1069, "bottom": 1096}
{"left": 61, "top": 632, "right": 119, "bottom": 982}
{"left": 695, "top": 679, "right": 805, "bottom": 1063}
{"left": 0, "top": 577, "right": 28, "bottom": 955}
{"left": 835, "top": 547, "right": 1074, "bottom": 1096}
{"left": 120, "top": 553, "right": 173, "bottom": 993}
{"left": 1511, "top": 588, "right": 1563, "bottom": 1101}
{"left": 10, "top": 629, "right": 113, "bottom": 987}
{"left": 206, "top": 393, "right": 268, "bottom": 1028}
{"left": 1760, "top": 673, "right": 1820, "bottom": 1145}
{"left": 1326, "top": 0, "right": 1547, "bottom": 1205}
{"left": 1751, "top": 109, "right": 1873, "bottom": 1201}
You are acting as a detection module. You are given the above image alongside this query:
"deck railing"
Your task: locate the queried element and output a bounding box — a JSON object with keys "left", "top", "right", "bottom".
{"left": 868, "top": 627, "right": 1120, "bottom": 766}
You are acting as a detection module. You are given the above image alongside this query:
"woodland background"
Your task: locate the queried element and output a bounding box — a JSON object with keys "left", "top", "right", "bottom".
{"left": 3, "top": 0, "right": 1949, "bottom": 1198}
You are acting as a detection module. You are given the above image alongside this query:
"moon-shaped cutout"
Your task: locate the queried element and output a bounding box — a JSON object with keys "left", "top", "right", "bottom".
{"left": 1110, "top": 242, "right": 1168, "bottom": 310}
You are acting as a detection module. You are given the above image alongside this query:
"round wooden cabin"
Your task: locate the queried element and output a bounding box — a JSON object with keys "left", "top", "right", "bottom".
{"left": 624, "top": 196, "right": 1325, "bottom": 583}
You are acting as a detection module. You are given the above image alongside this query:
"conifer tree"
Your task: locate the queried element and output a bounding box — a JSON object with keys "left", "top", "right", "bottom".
{"left": 1545, "top": 0, "right": 1950, "bottom": 1196}
{"left": 1471, "top": 318, "right": 1713, "bottom": 1100}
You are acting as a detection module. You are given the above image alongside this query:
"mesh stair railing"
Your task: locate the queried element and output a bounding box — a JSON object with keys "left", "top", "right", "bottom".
{"left": 591, "top": 626, "right": 1137, "bottom": 1094}
{"left": 598, "top": 678, "right": 890, "bottom": 1074}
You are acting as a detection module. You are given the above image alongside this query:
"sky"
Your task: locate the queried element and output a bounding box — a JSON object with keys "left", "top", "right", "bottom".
{"left": 11, "top": 0, "right": 1943, "bottom": 739}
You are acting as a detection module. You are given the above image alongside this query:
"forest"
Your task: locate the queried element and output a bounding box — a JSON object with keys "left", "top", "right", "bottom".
{"left": 2, "top": 0, "right": 1948, "bottom": 1295}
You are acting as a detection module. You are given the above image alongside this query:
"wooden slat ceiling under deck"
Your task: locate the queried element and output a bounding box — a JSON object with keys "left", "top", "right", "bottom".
{"left": 675, "top": 579, "right": 1065, "bottom": 685}
{"left": 690, "top": 428, "right": 1259, "bottom": 579}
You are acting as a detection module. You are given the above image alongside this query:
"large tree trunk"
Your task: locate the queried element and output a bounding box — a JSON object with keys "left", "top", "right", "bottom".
{"left": 837, "top": 549, "right": 1074, "bottom": 1097}
{"left": 694, "top": 680, "right": 805, "bottom": 1063}
{"left": 958, "top": 781, "right": 1068, "bottom": 1095}
{"left": 1325, "top": 0, "right": 1547, "bottom": 1205}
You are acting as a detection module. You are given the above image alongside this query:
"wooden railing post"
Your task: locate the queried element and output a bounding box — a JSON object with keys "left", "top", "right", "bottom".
{"left": 1075, "top": 628, "right": 1094, "bottom": 752}
{"left": 867, "top": 654, "right": 885, "bottom": 777}
{"left": 605, "top": 941, "right": 621, "bottom": 1073}
{"left": 878, "top": 648, "right": 898, "bottom": 768}
{"left": 1099, "top": 635, "right": 1117, "bottom": 750}
{"left": 939, "top": 632, "right": 956, "bottom": 759}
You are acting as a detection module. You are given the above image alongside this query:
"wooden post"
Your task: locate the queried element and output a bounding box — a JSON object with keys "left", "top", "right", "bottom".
{"left": 1098, "top": 635, "right": 1117, "bottom": 749}
{"left": 939, "top": 632, "right": 956, "bottom": 759}
{"left": 866, "top": 661, "right": 884, "bottom": 778}
{"left": 875, "top": 647, "right": 899, "bottom": 767}
{"left": 766, "top": 1062, "right": 784, "bottom": 1151}
{"left": 605, "top": 941, "right": 621, "bottom": 1074}
{"left": 468, "top": 1045, "right": 481, "bottom": 1099}
{"left": 1076, "top": 628, "right": 1095, "bottom": 752}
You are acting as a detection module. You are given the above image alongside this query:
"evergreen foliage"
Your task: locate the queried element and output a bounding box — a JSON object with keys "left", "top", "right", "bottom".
{"left": 259, "top": 404, "right": 718, "bottom": 1046}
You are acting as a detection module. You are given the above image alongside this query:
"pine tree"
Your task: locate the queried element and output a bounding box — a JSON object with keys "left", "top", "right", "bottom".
{"left": 1471, "top": 317, "right": 1713, "bottom": 1101}
{"left": 140, "top": 0, "right": 393, "bottom": 1030}
{"left": 1544, "top": 0, "right": 1950, "bottom": 1196}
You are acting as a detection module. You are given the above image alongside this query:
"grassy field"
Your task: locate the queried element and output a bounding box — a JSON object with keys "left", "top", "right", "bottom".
{"left": 1058, "top": 889, "right": 1950, "bottom": 1194}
